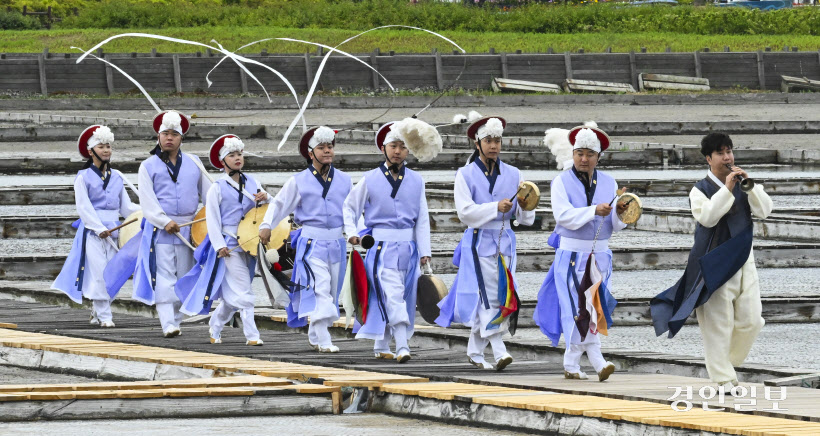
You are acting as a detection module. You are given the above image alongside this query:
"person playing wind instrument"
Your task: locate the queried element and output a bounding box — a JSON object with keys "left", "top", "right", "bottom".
{"left": 52, "top": 125, "right": 141, "bottom": 328}
{"left": 651, "top": 133, "right": 772, "bottom": 394}
{"left": 132, "top": 111, "right": 212, "bottom": 338}
{"left": 435, "top": 112, "right": 535, "bottom": 371}
{"left": 343, "top": 119, "right": 439, "bottom": 363}
{"left": 175, "top": 135, "right": 270, "bottom": 346}
{"left": 259, "top": 127, "right": 352, "bottom": 353}
{"left": 533, "top": 125, "right": 627, "bottom": 382}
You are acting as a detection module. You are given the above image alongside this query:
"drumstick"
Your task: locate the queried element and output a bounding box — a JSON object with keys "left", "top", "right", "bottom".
{"left": 174, "top": 232, "right": 196, "bottom": 251}
{"left": 104, "top": 217, "right": 138, "bottom": 234}
{"left": 178, "top": 217, "right": 206, "bottom": 228}
{"left": 227, "top": 235, "right": 260, "bottom": 254}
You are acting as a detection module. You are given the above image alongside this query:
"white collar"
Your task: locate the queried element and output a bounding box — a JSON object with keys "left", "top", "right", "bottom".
{"left": 707, "top": 169, "right": 725, "bottom": 188}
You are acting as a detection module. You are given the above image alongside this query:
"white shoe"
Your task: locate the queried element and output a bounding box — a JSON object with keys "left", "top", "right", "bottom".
{"left": 89, "top": 312, "right": 100, "bottom": 325}
{"left": 396, "top": 350, "right": 411, "bottom": 364}
{"left": 598, "top": 362, "right": 616, "bottom": 382}
{"left": 468, "top": 357, "right": 494, "bottom": 370}
{"left": 100, "top": 320, "right": 115, "bottom": 328}
{"left": 246, "top": 339, "right": 264, "bottom": 346}
{"left": 564, "top": 370, "right": 589, "bottom": 380}
{"left": 375, "top": 351, "right": 395, "bottom": 360}
{"left": 209, "top": 328, "right": 221, "bottom": 344}
{"left": 318, "top": 345, "right": 340, "bottom": 353}
{"left": 309, "top": 341, "right": 320, "bottom": 351}
{"left": 719, "top": 381, "right": 741, "bottom": 396}
{"left": 494, "top": 353, "right": 513, "bottom": 372}
{"left": 163, "top": 328, "right": 181, "bottom": 338}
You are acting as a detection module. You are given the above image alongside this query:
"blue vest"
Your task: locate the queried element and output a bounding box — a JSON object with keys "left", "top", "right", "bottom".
{"left": 142, "top": 152, "right": 203, "bottom": 244}
{"left": 363, "top": 164, "right": 422, "bottom": 230}
{"left": 293, "top": 166, "right": 350, "bottom": 229}
{"left": 553, "top": 168, "right": 617, "bottom": 241}
{"left": 462, "top": 159, "right": 521, "bottom": 227}
{"left": 81, "top": 166, "right": 123, "bottom": 217}
{"left": 216, "top": 175, "right": 261, "bottom": 227}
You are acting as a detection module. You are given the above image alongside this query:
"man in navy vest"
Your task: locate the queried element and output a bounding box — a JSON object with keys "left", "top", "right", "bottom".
{"left": 651, "top": 133, "right": 772, "bottom": 392}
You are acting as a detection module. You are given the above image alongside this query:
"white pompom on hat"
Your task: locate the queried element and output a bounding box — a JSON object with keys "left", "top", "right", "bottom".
{"left": 77, "top": 125, "right": 114, "bottom": 158}
{"left": 392, "top": 117, "right": 442, "bottom": 163}
{"left": 568, "top": 125, "right": 610, "bottom": 153}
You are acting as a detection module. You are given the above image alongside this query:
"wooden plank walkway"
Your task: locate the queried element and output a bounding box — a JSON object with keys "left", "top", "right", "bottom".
{"left": 1, "top": 300, "right": 819, "bottom": 434}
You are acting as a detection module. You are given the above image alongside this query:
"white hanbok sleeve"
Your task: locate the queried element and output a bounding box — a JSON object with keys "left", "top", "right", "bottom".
{"left": 415, "top": 182, "right": 432, "bottom": 257}
{"left": 551, "top": 176, "right": 596, "bottom": 230}
{"left": 260, "top": 177, "right": 300, "bottom": 230}
{"left": 514, "top": 171, "right": 535, "bottom": 226}
{"left": 138, "top": 163, "right": 172, "bottom": 229}
{"left": 343, "top": 178, "right": 368, "bottom": 239}
{"left": 454, "top": 170, "right": 498, "bottom": 229}
{"left": 690, "top": 186, "right": 734, "bottom": 228}
{"left": 74, "top": 174, "right": 106, "bottom": 235}
{"left": 747, "top": 184, "right": 773, "bottom": 219}
{"left": 611, "top": 182, "right": 628, "bottom": 232}
{"left": 205, "top": 184, "right": 227, "bottom": 251}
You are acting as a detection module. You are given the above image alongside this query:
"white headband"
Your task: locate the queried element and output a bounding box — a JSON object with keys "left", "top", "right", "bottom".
{"left": 573, "top": 128, "right": 601, "bottom": 153}
{"left": 159, "top": 111, "right": 184, "bottom": 135}
{"left": 87, "top": 126, "right": 114, "bottom": 149}
{"left": 476, "top": 117, "right": 504, "bottom": 140}
{"left": 308, "top": 126, "right": 335, "bottom": 150}
{"left": 219, "top": 136, "right": 244, "bottom": 161}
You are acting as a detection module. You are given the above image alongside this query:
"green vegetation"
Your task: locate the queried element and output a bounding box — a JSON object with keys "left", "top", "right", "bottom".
{"left": 2, "top": 0, "right": 820, "bottom": 35}
{"left": 1, "top": 27, "right": 819, "bottom": 54}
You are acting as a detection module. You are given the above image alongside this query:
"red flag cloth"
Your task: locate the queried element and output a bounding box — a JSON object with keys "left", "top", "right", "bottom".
{"left": 350, "top": 250, "right": 368, "bottom": 324}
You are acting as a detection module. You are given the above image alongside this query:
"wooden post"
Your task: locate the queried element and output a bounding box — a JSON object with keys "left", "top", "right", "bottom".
{"left": 666, "top": 47, "right": 672, "bottom": 53}
{"left": 629, "top": 50, "right": 638, "bottom": 91}
{"left": 756, "top": 50, "right": 766, "bottom": 91}
{"left": 694, "top": 50, "right": 702, "bottom": 78}
{"left": 489, "top": 47, "right": 495, "bottom": 54}
{"left": 500, "top": 52, "right": 508, "bottom": 79}
{"left": 578, "top": 48, "right": 584, "bottom": 54}
{"left": 564, "top": 52, "right": 573, "bottom": 80}
{"left": 304, "top": 52, "right": 314, "bottom": 91}
{"left": 261, "top": 49, "right": 267, "bottom": 56}
{"left": 152, "top": 48, "right": 158, "bottom": 57}
{"left": 435, "top": 51, "right": 444, "bottom": 90}
{"left": 641, "top": 47, "right": 647, "bottom": 53}
{"left": 172, "top": 55, "right": 182, "bottom": 93}
{"left": 724, "top": 46, "right": 730, "bottom": 52}
{"left": 104, "top": 51, "right": 115, "bottom": 95}
{"left": 605, "top": 47, "right": 612, "bottom": 53}
{"left": 42, "top": 47, "right": 49, "bottom": 59}
{"left": 239, "top": 70, "right": 248, "bottom": 94}
{"left": 370, "top": 49, "right": 379, "bottom": 89}
{"left": 547, "top": 47, "right": 554, "bottom": 54}
{"left": 37, "top": 53, "right": 47, "bottom": 95}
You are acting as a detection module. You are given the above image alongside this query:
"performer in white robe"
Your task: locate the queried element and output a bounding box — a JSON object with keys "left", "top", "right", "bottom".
{"left": 259, "top": 126, "right": 351, "bottom": 353}
{"left": 436, "top": 114, "right": 535, "bottom": 371}
{"left": 343, "top": 120, "right": 434, "bottom": 363}
{"left": 533, "top": 126, "right": 626, "bottom": 382}
{"left": 175, "top": 135, "right": 270, "bottom": 345}
{"left": 651, "top": 133, "right": 772, "bottom": 391}
{"left": 52, "top": 125, "right": 140, "bottom": 327}
{"left": 133, "top": 111, "right": 212, "bottom": 338}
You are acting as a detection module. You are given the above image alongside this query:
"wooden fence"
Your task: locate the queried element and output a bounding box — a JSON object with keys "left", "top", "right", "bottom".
{"left": 1, "top": 49, "right": 820, "bottom": 95}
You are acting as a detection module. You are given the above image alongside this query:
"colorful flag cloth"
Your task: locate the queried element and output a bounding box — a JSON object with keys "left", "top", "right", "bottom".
{"left": 488, "top": 254, "right": 519, "bottom": 330}
{"left": 581, "top": 253, "right": 610, "bottom": 337}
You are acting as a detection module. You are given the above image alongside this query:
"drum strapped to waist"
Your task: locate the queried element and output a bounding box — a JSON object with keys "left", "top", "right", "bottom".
{"left": 237, "top": 203, "right": 290, "bottom": 257}
{"left": 118, "top": 210, "right": 143, "bottom": 248}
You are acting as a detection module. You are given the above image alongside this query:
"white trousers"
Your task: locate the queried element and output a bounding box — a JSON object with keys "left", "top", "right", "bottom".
{"left": 563, "top": 332, "right": 607, "bottom": 373}
{"left": 303, "top": 257, "right": 340, "bottom": 347}
{"left": 371, "top": 268, "right": 412, "bottom": 354}
{"left": 696, "top": 254, "right": 764, "bottom": 383}
{"left": 472, "top": 256, "right": 510, "bottom": 338}
{"left": 208, "top": 253, "right": 258, "bottom": 341}
{"left": 92, "top": 299, "right": 113, "bottom": 323}
{"left": 83, "top": 235, "right": 117, "bottom": 301}
{"left": 209, "top": 303, "right": 259, "bottom": 341}
{"left": 154, "top": 244, "right": 195, "bottom": 332}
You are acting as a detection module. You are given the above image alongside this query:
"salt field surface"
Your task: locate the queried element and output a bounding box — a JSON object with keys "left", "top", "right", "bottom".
{"left": 514, "top": 322, "right": 820, "bottom": 371}
{"left": 0, "top": 414, "right": 527, "bottom": 436}
{"left": 438, "top": 267, "right": 820, "bottom": 301}
{"left": 3, "top": 168, "right": 819, "bottom": 187}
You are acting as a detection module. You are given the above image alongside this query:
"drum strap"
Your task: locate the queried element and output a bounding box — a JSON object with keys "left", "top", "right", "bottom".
{"left": 370, "top": 241, "right": 390, "bottom": 323}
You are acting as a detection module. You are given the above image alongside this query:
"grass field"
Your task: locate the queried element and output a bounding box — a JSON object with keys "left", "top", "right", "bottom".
{"left": 2, "top": 27, "right": 820, "bottom": 54}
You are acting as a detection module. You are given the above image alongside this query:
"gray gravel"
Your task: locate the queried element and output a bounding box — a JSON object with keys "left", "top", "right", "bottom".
{"left": 513, "top": 322, "right": 820, "bottom": 372}
{"left": 0, "top": 414, "right": 532, "bottom": 436}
